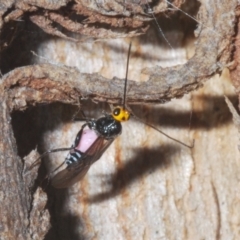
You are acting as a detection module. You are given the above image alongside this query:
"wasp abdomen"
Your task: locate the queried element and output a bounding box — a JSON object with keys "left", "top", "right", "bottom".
{"left": 65, "top": 150, "right": 82, "bottom": 165}
{"left": 75, "top": 128, "right": 98, "bottom": 152}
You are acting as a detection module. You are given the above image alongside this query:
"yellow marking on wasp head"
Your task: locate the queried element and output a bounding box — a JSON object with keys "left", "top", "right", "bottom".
{"left": 112, "top": 106, "right": 130, "bottom": 122}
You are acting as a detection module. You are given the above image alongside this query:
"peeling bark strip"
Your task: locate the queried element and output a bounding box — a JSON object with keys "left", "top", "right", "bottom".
{"left": 1, "top": 1, "right": 237, "bottom": 110}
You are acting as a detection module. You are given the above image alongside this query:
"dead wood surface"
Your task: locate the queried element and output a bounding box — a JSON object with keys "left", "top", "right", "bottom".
{"left": 0, "top": 0, "right": 239, "bottom": 239}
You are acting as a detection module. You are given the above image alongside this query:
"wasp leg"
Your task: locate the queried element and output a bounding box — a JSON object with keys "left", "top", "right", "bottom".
{"left": 28, "top": 147, "right": 74, "bottom": 171}
{"left": 72, "top": 108, "right": 92, "bottom": 122}
{"left": 127, "top": 105, "right": 195, "bottom": 149}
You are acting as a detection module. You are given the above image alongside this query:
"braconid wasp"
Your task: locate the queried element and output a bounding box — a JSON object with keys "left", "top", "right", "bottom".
{"left": 31, "top": 42, "right": 194, "bottom": 188}
{"left": 20, "top": 1, "right": 235, "bottom": 239}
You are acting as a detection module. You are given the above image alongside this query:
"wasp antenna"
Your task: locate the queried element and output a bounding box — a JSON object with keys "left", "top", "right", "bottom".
{"left": 129, "top": 108, "right": 194, "bottom": 149}
{"left": 123, "top": 42, "right": 132, "bottom": 110}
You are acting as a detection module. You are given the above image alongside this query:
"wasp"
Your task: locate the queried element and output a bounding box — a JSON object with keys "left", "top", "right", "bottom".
{"left": 31, "top": 42, "right": 193, "bottom": 188}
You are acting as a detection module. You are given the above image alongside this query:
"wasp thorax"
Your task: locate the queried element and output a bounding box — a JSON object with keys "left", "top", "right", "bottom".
{"left": 112, "top": 107, "right": 130, "bottom": 122}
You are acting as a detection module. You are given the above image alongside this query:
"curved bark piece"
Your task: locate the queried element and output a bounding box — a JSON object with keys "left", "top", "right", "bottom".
{"left": 1, "top": 0, "right": 237, "bottom": 109}
{"left": 0, "top": 89, "right": 30, "bottom": 239}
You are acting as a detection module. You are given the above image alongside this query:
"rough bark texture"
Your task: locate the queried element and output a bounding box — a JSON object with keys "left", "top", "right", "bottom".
{"left": 0, "top": 89, "right": 30, "bottom": 239}
{"left": 0, "top": 0, "right": 236, "bottom": 107}
{"left": 230, "top": 6, "right": 240, "bottom": 107}
{"left": 0, "top": 0, "right": 239, "bottom": 239}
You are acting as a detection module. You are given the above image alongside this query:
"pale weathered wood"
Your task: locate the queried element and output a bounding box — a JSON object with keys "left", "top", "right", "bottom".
{"left": 0, "top": 0, "right": 239, "bottom": 239}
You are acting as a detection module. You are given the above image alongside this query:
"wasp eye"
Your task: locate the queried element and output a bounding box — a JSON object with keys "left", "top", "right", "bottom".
{"left": 113, "top": 107, "right": 121, "bottom": 116}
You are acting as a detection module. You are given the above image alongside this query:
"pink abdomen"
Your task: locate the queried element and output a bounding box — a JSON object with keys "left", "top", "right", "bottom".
{"left": 75, "top": 128, "right": 98, "bottom": 153}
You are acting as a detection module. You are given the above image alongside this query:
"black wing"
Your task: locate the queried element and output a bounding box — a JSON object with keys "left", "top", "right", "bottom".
{"left": 51, "top": 137, "right": 115, "bottom": 188}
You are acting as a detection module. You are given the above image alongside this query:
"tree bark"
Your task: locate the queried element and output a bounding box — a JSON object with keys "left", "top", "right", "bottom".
{"left": 0, "top": 0, "right": 239, "bottom": 239}
{"left": 0, "top": 89, "right": 30, "bottom": 239}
